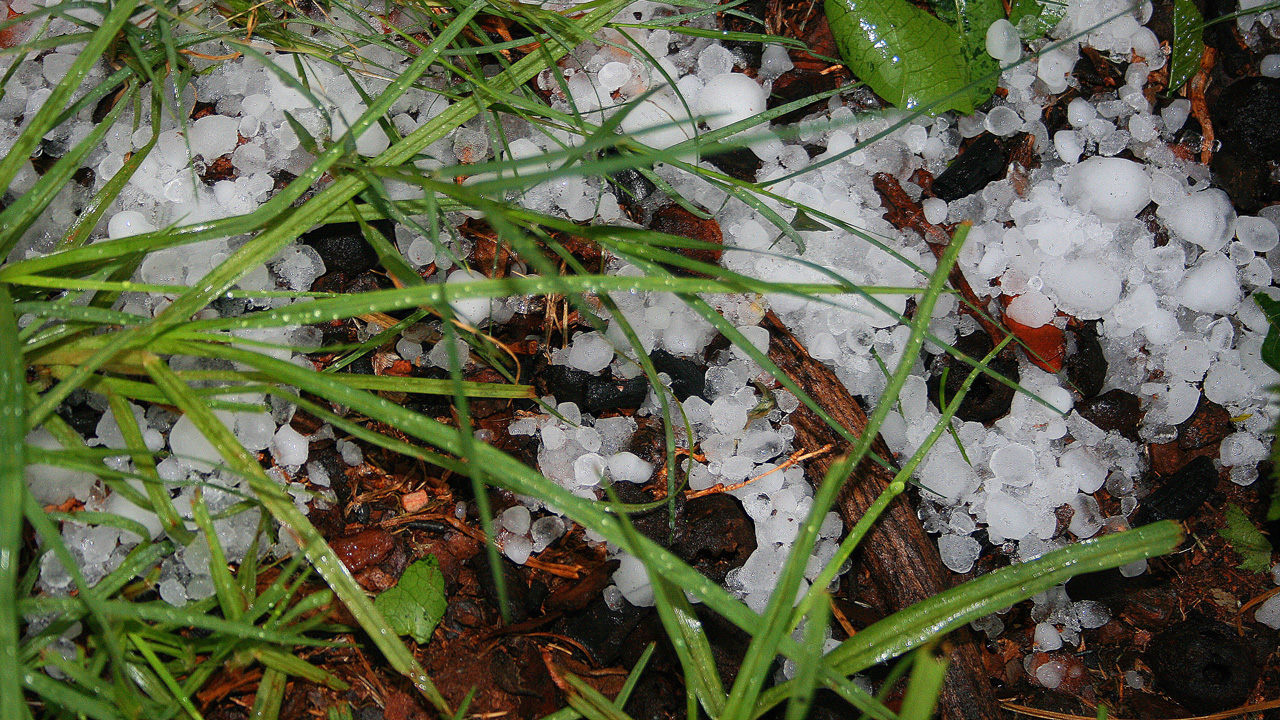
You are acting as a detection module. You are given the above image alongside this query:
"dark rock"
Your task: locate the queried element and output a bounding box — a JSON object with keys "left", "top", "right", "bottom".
{"left": 931, "top": 134, "right": 1012, "bottom": 201}
{"left": 57, "top": 397, "right": 102, "bottom": 440}
{"left": 1203, "top": 0, "right": 1252, "bottom": 77}
{"left": 1075, "top": 389, "right": 1143, "bottom": 442}
{"left": 1063, "top": 323, "right": 1107, "bottom": 399}
{"left": 557, "top": 594, "right": 651, "bottom": 666}
{"left": 1064, "top": 566, "right": 1163, "bottom": 602}
{"left": 1148, "top": 619, "right": 1261, "bottom": 714}
{"left": 926, "top": 330, "right": 1019, "bottom": 422}
{"left": 342, "top": 354, "right": 376, "bottom": 376}
{"left": 704, "top": 146, "right": 762, "bottom": 183}
{"left": 768, "top": 70, "right": 845, "bottom": 124}
{"left": 300, "top": 220, "right": 387, "bottom": 275}
{"left": 670, "top": 494, "right": 757, "bottom": 583}
{"left": 208, "top": 294, "right": 252, "bottom": 318}
{"left": 1211, "top": 76, "right": 1280, "bottom": 212}
{"left": 649, "top": 348, "right": 705, "bottom": 400}
{"left": 536, "top": 364, "right": 649, "bottom": 414}
{"left": 1131, "top": 456, "right": 1219, "bottom": 526}
{"left": 605, "top": 162, "right": 657, "bottom": 218}
{"left": 471, "top": 549, "right": 531, "bottom": 624}
{"left": 718, "top": 0, "right": 766, "bottom": 69}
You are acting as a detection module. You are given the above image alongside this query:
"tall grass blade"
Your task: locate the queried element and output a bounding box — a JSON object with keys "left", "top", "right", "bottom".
{"left": 897, "top": 646, "right": 948, "bottom": 720}
{"left": 0, "top": 287, "right": 29, "bottom": 719}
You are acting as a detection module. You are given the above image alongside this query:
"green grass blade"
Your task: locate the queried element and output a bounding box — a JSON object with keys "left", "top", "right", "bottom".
{"left": 250, "top": 667, "right": 287, "bottom": 720}
{"left": 189, "top": 490, "right": 247, "bottom": 621}
{"left": 106, "top": 394, "right": 195, "bottom": 545}
{"left": 897, "top": 646, "right": 947, "bottom": 720}
{"left": 784, "top": 591, "right": 833, "bottom": 720}
{"left": 563, "top": 673, "right": 639, "bottom": 720}
{"left": 129, "top": 633, "right": 205, "bottom": 720}
{"left": 765, "top": 521, "right": 1184, "bottom": 708}
{"left": 22, "top": 670, "right": 126, "bottom": 720}
{"left": 0, "top": 287, "right": 29, "bottom": 720}
{"left": 252, "top": 647, "right": 350, "bottom": 691}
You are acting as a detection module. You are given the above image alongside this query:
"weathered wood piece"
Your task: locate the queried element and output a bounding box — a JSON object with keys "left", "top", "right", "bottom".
{"left": 763, "top": 312, "right": 1003, "bottom": 720}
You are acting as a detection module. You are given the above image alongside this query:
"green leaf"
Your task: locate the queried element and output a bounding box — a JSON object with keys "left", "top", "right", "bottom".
{"left": 375, "top": 556, "right": 447, "bottom": 645}
{"left": 790, "top": 208, "right": 832, "bottom": 233}
{"left": 1254, "top": 293, "right": 1280, "bottom": 374}
{"left": 1169, "top": 0, "right": 1207, "bottom": 93}
{"left": 825, "top": 0, "right": 1002, "bottom": 114}
{"left": 1218, "top": 503, "right": 1274, "bottom": 574}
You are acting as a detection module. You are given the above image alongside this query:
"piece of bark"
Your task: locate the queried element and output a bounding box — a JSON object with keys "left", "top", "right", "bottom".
{"left": 763, "top": 312, "right": 1003, "bottom": 720}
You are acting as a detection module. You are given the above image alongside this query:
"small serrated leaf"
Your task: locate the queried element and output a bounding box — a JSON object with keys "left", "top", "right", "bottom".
{"left": 374, "top": 555, "right": 447, "bottom": 644}
{"left": 1169, "top": 0, "right": 1207, "bottom": 93}
{"left": 1219, "top": 503, "right": 1274, "bottom": 574}
{"left": 790, "top": 208, "right": 832, "bottom": 233}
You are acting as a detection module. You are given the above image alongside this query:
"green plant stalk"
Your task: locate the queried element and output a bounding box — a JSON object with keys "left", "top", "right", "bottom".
{"left": 250, "top": 667, "right": 287, "bottom": 720}
{"left": 190, "top": 490, "right": 249, "bottom": 621}
{"left": 141, "top": 357, "right": 453, "bottom": 715}
{"left": 756, "top": 520, "right": 1183, "bottom": 715}
{"left": 0, "top": 287, "right": 29, "bottom": 720}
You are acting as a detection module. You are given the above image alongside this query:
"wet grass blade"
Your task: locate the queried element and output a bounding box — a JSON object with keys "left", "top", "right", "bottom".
{"left": 0, "top": 287, "right": 28, "bottom": 720}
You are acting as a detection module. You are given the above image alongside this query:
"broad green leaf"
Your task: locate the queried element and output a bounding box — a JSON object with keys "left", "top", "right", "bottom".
{"left": 1219, "top": 503, "right": 1274, "bottom": 573}
{"left": 825, "top": 0, "right": 999, "bottom": 114}
{"left": 1169, "top": 0, "right": 1207, "bottom": 93}
{"left": 375, "top": 556, "right": 447, "bottom": 645}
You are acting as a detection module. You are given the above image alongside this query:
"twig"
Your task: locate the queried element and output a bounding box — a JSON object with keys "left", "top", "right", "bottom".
{"left": 1002, "top": 698, "right": 1280, "bottom": 720}
{"left": 683, "top": 443, "right": 835, "bottom": 500}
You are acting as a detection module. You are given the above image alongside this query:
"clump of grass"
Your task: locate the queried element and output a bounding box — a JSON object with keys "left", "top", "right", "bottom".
{"left": 0, "top": 0, "right": 1186, "bottom": 717}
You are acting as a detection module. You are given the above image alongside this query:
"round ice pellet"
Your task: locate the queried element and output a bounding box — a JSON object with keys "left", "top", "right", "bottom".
{"left": 985, "top": 19, "right": 1021, "bottom": 64}
{"left": 1053, "top": 129, "right": 1083, "bottom": 164}
{"left": 446, "top": 269, "right": 494, "bottom": 326}
{"left": 108, "top": 210, "right": 156, "bottom": 239}
{"left": 984, "top": 106, "right": 1023, "bottom": 136}
{"left": 922, "top": 197, "right": 948, "bottom": 224}
{"left": 1236, "top": 215, "right": 1279, "bottom": 252}
{"left": 597, "top": 61, "right": 631, "bottom": 92}
{"left": 696, "top": 73, "right": 766, "bottom": 131}
{"left": 1066, "top": 97, "right": 1097, "bottom": 127}
{"left": 1261, "top": 54, "right": 1280, "bottom": 78}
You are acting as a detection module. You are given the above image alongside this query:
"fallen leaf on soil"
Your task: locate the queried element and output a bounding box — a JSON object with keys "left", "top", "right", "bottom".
{"left": 375, "top": 555, "right": 447, "bottom": 644}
